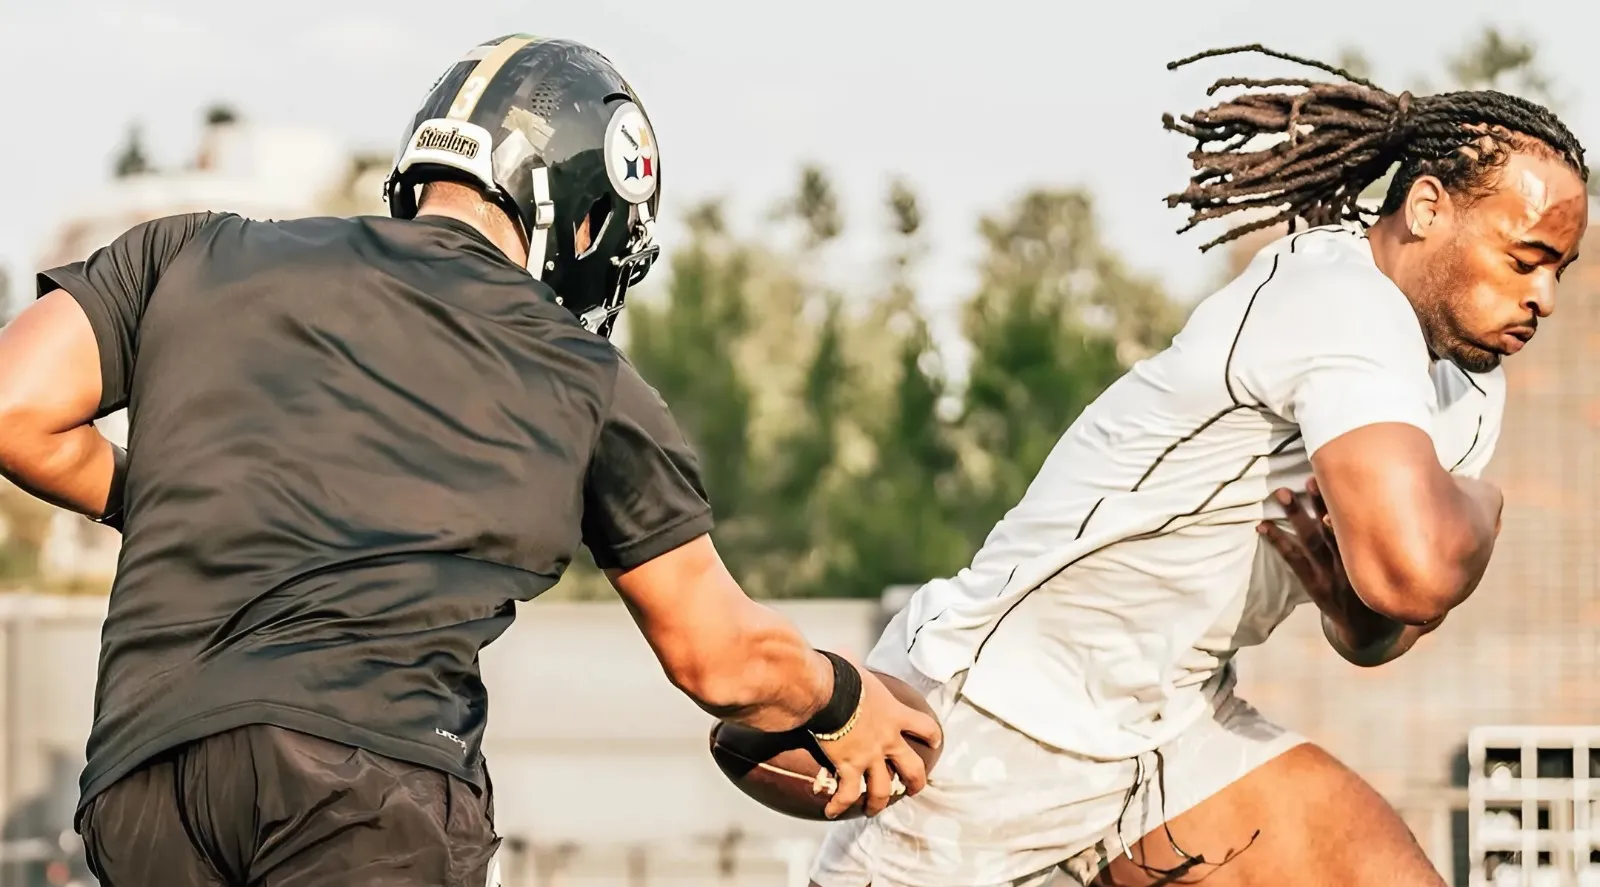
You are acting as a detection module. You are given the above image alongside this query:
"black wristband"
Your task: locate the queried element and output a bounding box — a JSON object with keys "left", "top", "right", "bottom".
{"left": 804, "top": 650, "right": 862, "bottom": 736}
{"left": 94, "top": 444, "right": 128, "bottom": 533}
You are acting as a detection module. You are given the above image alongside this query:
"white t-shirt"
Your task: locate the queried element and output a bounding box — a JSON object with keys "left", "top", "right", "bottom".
{"left": 874, "top": 226, "right": 1504, "bottom": 760}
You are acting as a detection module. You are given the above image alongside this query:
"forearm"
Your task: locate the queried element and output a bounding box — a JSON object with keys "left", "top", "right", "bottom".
{"left": 1442, "top": 475, "right": 1503, "bottom": 603}
{"left": 691, "top": 609, "right": 834, "bottom": 732}
{"left": 1320, "top": 610, "right": 1420, "bottom": 668}
{"left": 612, "top": 536, "right": 843, "bottom": 733}
{"left": 0, "top": 424, "right": 121, "bottom": 519}
{"left": 1339, "top": 477, "right": 1503, "bottom": 624}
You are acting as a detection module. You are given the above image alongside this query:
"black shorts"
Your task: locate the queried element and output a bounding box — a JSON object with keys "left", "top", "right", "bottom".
{"left": 79, "top": 724, "right": 500, "bottom": 887}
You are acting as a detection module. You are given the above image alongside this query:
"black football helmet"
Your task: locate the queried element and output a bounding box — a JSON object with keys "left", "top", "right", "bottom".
{"left": 385, "top": 34, "right": 661, "bottom": 337}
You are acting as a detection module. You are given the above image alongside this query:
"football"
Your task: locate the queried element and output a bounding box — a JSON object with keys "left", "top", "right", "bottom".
{"left": 707, "top": 670, "right": 942, "bottom": 821}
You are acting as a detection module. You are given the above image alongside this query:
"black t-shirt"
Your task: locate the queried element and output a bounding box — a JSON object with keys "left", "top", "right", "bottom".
{"left": 38, "top": 212, "right": 712, "bottom": 815}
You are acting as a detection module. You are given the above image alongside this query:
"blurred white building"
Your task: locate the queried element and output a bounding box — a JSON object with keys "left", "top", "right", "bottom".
{"left": 19, "top": 113, "right": 390, "bottom": 589}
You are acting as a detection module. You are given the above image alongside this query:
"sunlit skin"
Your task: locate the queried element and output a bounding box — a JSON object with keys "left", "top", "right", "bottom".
{"left": 1368, "top": 149, "right": 1590, "bottom": 373}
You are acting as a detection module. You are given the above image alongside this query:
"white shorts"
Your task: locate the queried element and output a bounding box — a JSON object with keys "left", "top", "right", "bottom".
{"left": 809, "top": 669, "right": 1305, "bottom": 887}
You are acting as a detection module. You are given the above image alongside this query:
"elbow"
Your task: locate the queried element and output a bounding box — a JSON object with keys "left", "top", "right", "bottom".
{"left": 664, "top": 650, "right": 748, "bottom": 714}
{"left": 1344, "top": 500, "right": 1494, "bottom": 625}
{"left": 1346, "top": 552, "right": 1468, "bottom": 625}
{"left": 659, "top": 615, "right": 794, "bottom": 717}
{"left": 0, "top": 398, "right": 23, "bottom": 443}
{"left": 664, "top": 614, "right": 823, "bottom": 730}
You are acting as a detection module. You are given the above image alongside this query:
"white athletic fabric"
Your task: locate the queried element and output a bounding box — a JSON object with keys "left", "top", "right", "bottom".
{"left": 811, "top": 225, "right": 1504, "bottom": 886}
{"left": 810, "top": 615, "right": 1306, "bottom": 887}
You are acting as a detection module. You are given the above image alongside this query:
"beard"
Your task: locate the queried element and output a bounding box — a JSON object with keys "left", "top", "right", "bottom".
{"left": 1412, "top": 238, "right": 1504, "bottom": 374}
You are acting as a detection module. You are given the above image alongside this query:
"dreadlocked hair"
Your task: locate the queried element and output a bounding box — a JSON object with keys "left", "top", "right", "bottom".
{"left": 1162, "top": 44, "right": 1590, "bottom": 252}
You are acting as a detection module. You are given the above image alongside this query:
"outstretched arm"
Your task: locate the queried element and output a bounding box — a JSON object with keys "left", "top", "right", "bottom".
{"left": 583, "top": 357, "right": 941, "bottom": 817}
{"left": 606, "top": 533, "right": 832, "bottom": 728}
{"left": 608, "top": 532, "right": 940, "bottom": 818}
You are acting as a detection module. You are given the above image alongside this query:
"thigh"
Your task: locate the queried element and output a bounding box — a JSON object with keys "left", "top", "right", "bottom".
{"left": 810, "top": 868, "right": 1064, "bottom": 887}
{"left": 246, "top": 728, "right": 500, "bottom": 887}
{"left": 80, "top": 756, "right": 228, "bottom": 887}
{"left": 1093, "top": 744, "right": 1444, "bottom": 887}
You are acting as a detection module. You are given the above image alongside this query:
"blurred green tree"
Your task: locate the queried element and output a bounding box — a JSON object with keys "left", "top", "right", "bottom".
{"left": 809, "top": 180, "right": 969, "bottom": 597}
{"left": 959, "top": 189, "right": 1134, "bottom": 531}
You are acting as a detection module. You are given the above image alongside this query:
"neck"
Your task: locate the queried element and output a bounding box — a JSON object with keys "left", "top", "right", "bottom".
{"left": 1365, "top": 213, "right": 1441, "bottom": 362}
{"left": 416, "top": 197, "right": 529, "bottom": 267}
{"left": 1365, "top": 213, "right": 1411, "bottom": 290}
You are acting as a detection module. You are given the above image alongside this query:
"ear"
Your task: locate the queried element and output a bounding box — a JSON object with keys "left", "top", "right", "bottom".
{"left": 1404, "top": 175, "right": 1454, "bottom": 239}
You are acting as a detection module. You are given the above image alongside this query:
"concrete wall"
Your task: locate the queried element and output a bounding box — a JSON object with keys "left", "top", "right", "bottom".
{"left": 0, "top": 594, "right": 881, "bottom": 886}
{"left": 0, "top": 574, "right": 1589, "bottom": 886}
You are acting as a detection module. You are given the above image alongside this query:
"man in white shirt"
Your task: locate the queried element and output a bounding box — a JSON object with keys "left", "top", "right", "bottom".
{"left": 809, "top": 46, "right": 1589, "bottom": 887}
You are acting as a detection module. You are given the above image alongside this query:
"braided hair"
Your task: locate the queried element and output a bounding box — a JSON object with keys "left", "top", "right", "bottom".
{"left": 1162, "top": 45, "right": 1589, "bottom": 251}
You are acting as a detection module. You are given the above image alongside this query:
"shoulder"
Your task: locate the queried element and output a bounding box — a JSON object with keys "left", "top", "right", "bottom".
{"left": 1258, "top": 228, "right": 1411, "bottom": 314}
{"left": 1236, "top": 227, "right": 1425, "bottom": 359}
{"left": 1186, "top": 226, "right": 1414, "bottom": 339}
{"left": 145, "top": 210, "right": 235, "bottom": 238}
{"left": 608, "top": 349, "right": 672, "bottom": 417}
{"left": 104, "top": 211, "right": 234, "bottom": 253}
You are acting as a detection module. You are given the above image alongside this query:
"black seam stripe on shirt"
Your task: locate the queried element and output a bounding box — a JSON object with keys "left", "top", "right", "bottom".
{"left": 913, "top": 491, "right": 1110, "bottom": 656}
{"left": 904, "top": 608, "right": 946, "bottom": 654}
{"left": 908, "top": 228, "right": 1321, "bottom": 660}
{"left": 1448, "top": 414, "right": 1484, "bottom": 473}
{"left": 1444, "top": 365, "right": 1488, "bottom": 471}
{"left": 1129, "top": 406, "right": 1247, "bottom": 493}
{"left": 965, "top": 428, "right": 1304, "bottom": 667}
{"left": 908, "top": 243, "right": 1290, "bottom": 656}
{"left": 1224, "top": 228, "right": 1316, "bottom": 408}
{"left": 1143, "top": 430, "right": 1303, "bottom": 538}
{"left": 1074, "top": 498, "right": 1106, "bottom": 541}
{"left": 903, "top": 565, "right": 1018, "bottom": 654}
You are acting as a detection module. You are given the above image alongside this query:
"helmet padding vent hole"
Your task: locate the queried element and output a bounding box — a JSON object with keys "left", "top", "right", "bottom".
{"left": 529, "top": 85, "right": 562, "bottom": 120}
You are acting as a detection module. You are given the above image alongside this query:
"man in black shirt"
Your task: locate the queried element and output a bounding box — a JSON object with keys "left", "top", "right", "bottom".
{"left": 0, "top": 34, "right": 938, "bottom": 886}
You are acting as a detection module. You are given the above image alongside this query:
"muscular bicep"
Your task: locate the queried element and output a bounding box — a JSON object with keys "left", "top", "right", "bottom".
{"left": 0, "top": 291, "right": 106, "bottom": 434}
{"left": 1311, "top": 423, "right": 1470, "bottom": 621}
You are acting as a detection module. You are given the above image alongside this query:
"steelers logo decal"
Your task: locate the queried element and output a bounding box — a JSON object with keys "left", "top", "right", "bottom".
{"left": 604, "top": 101, "right": 658, "bottom": 204}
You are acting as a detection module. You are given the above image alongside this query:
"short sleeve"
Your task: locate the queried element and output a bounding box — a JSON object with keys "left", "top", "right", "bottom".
{"left": 36, "top": 211, "right": 219, "bottom": 414}
{"left": 1234, "top": 264, "right": 1436, "bottom": 458}
{"left": 581, "top": 357, "right": 714, "bottom": 570}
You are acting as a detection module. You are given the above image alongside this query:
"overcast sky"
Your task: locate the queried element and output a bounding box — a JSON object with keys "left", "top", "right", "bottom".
{"left": 2, "top": 0, "right": 1596, "bottom": 341}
